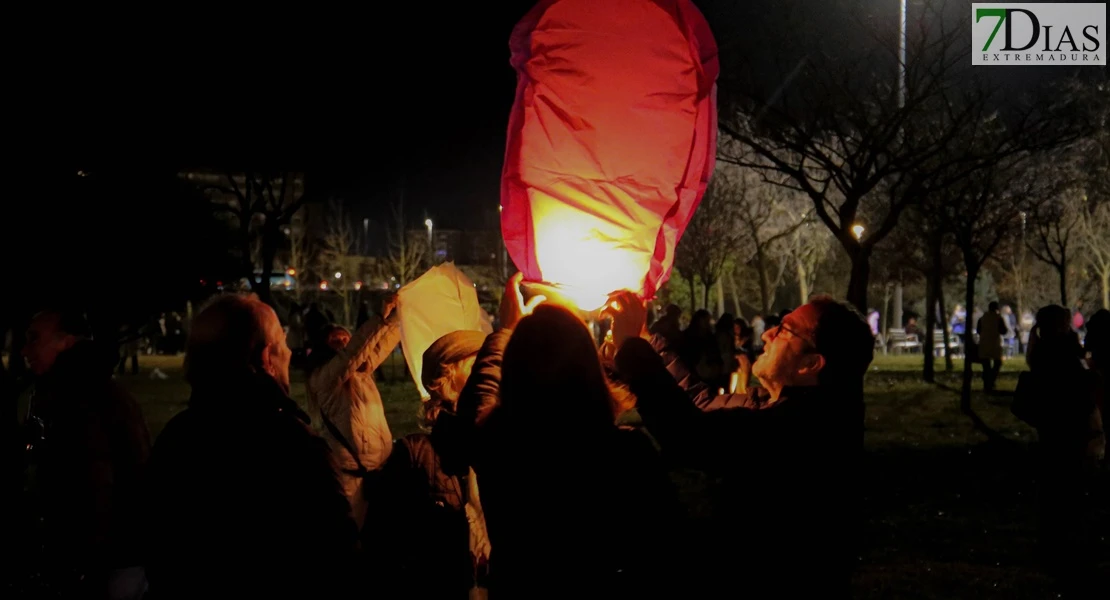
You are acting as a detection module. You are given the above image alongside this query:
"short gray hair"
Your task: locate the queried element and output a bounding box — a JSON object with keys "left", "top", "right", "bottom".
{"left": 184, "top": 293, "right": 271, "bottom": 386}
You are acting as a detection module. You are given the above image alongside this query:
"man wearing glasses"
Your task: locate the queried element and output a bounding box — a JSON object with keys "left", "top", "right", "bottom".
{"left": 607, "top": 294, "right": 875, "bottom": 599}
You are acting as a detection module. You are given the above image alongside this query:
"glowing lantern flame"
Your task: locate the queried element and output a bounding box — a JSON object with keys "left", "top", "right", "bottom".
{"left": 501, "top": 0, "right": 718, "bottom": 311}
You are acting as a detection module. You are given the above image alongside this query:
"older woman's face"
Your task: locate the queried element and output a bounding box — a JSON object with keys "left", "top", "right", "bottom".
{"left": 327, "top": 329, "right": 351, "bottom": 351}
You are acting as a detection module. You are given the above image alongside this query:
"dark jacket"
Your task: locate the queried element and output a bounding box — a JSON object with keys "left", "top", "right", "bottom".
{"left": 27, "top": 340, "right": 150, "bottom": 571}
{"left": 616, "top": 337, "right": 861, "bottom": 599}
{"left": 143, "top": 373, "right": 358, "bottom": 600}
{"left": 649, "top": 333, "right": 756, "bottom": 411}
{"left": 377, "top": 425, "right": 475, "bottom": 598}
{"left": 456, "top": 330, "right": 681, "bottom": 596}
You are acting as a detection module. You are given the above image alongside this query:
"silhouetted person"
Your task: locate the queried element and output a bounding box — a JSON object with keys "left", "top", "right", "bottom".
{"left": 648, "top": 304, "right": 682, "bottom": 349}
{"left": 20, "top": 309, "right": 150, "bottom": 598}
{"left": 609, "top": 294, "right": 874, "bottom": 599}
{"left": 305, "top": 302, "right": 328, "bottom": 349}
{"left": 117, "top": 322, "right": 140, "bottom": 376}
{"left": 144, "top": 294, "right": 358, "bottom": 600}
{"left": 977, "top": 301, "right": 1009, "bottom": 392}
{"left": 378, "top": 330, "right": 491, "bottom": 597}
{"left": 1012, "top": 305, "right": 1103, "bottom": 595}
{"left": 356, "top": 301, "right": 371, "bottom": 328}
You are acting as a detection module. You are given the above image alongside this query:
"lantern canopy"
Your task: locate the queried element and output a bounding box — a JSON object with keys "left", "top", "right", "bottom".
{"left": 500, "top": 0, "right": 719, "bottom": 310}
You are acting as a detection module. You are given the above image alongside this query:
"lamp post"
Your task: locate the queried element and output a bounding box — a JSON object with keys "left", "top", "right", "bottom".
{"left": 362, "top": 218, "right": 370, "bottom": 255}
{"left": 425, "top": 218, "right": 434, "bottom": 253}
{"left": 897, "top": 0, "right": 907, "bottom": 111}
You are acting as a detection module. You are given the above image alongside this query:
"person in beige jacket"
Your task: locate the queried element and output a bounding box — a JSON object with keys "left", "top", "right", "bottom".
{"left": 306, "top": 295, "right": 400, "bottom": 528}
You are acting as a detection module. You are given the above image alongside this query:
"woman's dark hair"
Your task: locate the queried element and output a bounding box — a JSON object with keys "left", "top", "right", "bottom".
{"left": 715, "top": 313, "right": 735, "bottom": 334}
{"left": 1027, "top": 305, "right": 1082, "bottom": 371}
{"left": 499, "top": 305, "right": 615, "bottom": 437}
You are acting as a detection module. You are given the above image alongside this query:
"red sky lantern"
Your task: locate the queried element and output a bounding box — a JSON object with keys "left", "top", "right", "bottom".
{"left": 501, "top": 0, "right": 719, "bottom": 310}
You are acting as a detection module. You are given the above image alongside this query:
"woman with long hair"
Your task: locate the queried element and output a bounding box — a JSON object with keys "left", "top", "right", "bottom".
{"left": 457, "top": 277, "right": 679, "bottom": 595}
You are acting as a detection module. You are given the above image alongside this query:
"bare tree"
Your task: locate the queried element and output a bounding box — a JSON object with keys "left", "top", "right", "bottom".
{"left": 384, "top": 200, "right": 427, "bottom": 286}
{"left": 723, "top": 166, "right": 810, "bottom": 314}
{"left": 717, "top": 1, "right": 990, "bottom": 312}
{"left": 1027, "top": 195, "right": 1082, "bottom": 307}
{"left": 788, "top": 215, "right": 831, "bottom": 305}
{"left": 941, "top": 159, "right": 1036, "bottom": 411}
{"left": 675, "top": 179, "right": 745, "bottom": 312}
{"left": 319, "top": 200, "right": 360, "bottom": 326}
{"left": 286, "top": 208, "right": 312, "bottom": 303}
{"left": 204, "top": 171, "right": 315, "bottom": 306}
{"left": 1075, "top": 196, "right": 1110, "bottom": 309}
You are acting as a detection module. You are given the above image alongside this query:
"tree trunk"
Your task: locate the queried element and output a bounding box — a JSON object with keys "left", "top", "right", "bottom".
{"left": 846, "top": 247, "right": 872, "bottom": 314}
{"left": 936, "top": 274, "right": 954, "bottom": 372}
{"left": 1102, "top": 270, "right": 1110, "bottom": 310}
{"left": 726, "top": 269, "right": 743, "bottom": 317}
{"left": 881, "top": 284, "right": 892, "bottom": 340}
{"left": 960, "top": 265, "right": 978, "bottom": 413}
{"left": 796, "top": 260, "right": 810, "bottom": 306}
{"left": 755, "top": 246, "right": 772, "bottom": 315}
{"left": 1057, "top": 252, "right": 1068, "bottom": 307}
{"left": 703, "top": 282, "right": 711, "bottom": 313}
{"left": 893, "top": 279, "right": 904, "bottom": 331}
{"left": 716, "top": 279, "right": 725, "bottom": 317}
{"left": 923, "top": 271, "right": 937, "bottom": 383}
{"left": 688, "top": 275, "right": 697, "bottom": 315}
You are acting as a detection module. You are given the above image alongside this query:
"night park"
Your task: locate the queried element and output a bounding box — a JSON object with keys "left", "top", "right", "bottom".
{"left": 3, "top": 0, "right": 1107, "bottom": 598}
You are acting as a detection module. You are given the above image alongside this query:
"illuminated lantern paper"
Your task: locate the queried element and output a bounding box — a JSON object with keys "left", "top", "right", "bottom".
{"left": 501, "top": 0, "right": 719, "bottom": 310}
{"left": 397, "top": 263, "right": 494, "bottom": 399}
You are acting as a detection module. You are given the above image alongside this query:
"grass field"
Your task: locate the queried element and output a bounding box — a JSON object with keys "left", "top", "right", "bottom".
{"left": 20, "top": 350, "right": 1108, "bottom": 597}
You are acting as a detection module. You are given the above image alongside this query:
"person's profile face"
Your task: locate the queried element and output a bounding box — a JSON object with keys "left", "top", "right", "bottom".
{"left": 752, "top": 304, "right": 820, "bottom": 386}
{"left": 261, "top": 307, "right": 292, "bottom": 394}
{"left": 22, "top": 315, "right": 75, "bottom": 376}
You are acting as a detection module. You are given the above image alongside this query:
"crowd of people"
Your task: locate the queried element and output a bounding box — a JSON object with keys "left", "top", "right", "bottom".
{"left": 4, "top": 273, "right": 1107, "bottom": 598}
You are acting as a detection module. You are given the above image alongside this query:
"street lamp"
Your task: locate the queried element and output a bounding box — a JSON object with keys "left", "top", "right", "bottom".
{"left": 897, "top": 0, "right": 907, "bottom": 110}
{"left": 334, "top": 271, "right": 342, "bottom": 279}
{"left": 425, "top": 218, "right": 434, "bottom": 249}
{"left": 852, "top": 224, "right": 866, "bottom": 240}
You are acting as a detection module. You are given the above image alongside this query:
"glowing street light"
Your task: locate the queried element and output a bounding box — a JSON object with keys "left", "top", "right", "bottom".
{"left": 319, "top": 281, "right": 328, "bottom": 291}
{"left": 851, "top": 224, "right": 866, "bottom": 240}
{"left": 425, "top": 218, "right": 434, "bottom": 248}
{"left": 354, "top": 281, "right": 363, "bottom": 291}
{"left": 334, "top": 271, "right": 342, "bottom": 279}
{"left": 286, "top": 267, "right": 296, "bottom": 276}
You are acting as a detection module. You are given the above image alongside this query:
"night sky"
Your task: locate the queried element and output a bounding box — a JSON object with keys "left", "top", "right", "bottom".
{"left": 4, "top": 0, "right": 1089, "bottom": 316}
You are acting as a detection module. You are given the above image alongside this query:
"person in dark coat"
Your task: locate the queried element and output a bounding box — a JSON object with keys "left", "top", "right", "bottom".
{"left": 377, "top": 330, "right": 490, "bottom": 598}
{"left": 1012, "top": 305, "right": 1103, "bottom": 595}
{"left": 143, "top": 294, "right": 358, "bottom": 600}
{"left": 19, "top": 309, "right": 150, "bottom": 599}
{"left": 606, "top": 292, "right": 873, "bottom": 599}
{"left": 456, "top": 274, "right": 680, "bottom": 596}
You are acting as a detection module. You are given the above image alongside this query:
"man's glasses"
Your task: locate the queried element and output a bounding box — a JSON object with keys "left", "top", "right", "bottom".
{"left": 768, "top": 322, "right": 816, "bottom": 349}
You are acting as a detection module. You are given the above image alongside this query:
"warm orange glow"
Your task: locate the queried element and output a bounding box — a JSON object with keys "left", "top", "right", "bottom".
{"left": 319, "top": 281, "right": 328, "bottom": 291}
{"left": 354, "top": 281, "right": 363, "bottom": 291}
{"left": 287, "top": 268, "right": 296, "bottom": 276}
{"left": 529, "top": 189, "right": 652, "bottom": 310}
